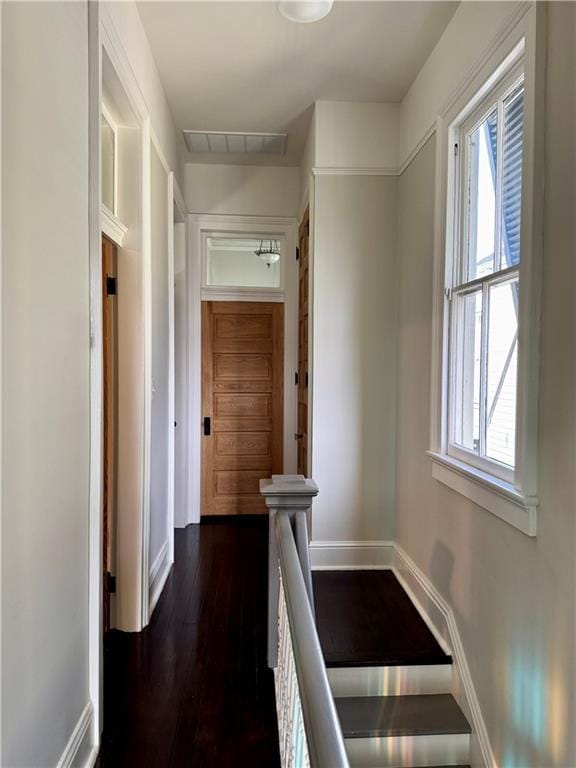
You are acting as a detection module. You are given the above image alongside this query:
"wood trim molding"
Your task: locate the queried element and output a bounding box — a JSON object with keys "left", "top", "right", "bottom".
{"left": 312, "top": 166, "right": 399, "bottom": 177}
{"left": 309, "top": 540, "right": 395, "bottom": 570}
{"left": 393, "top": 544, "right": 495, "bottom": 768}
{"left": 56, "top": 702, "right": 97, "bottom": 768}
{"left": 101, "top": 205, "right": 128, "bottom": 246}
{"left": 149, "top": 539, "right": 172, "bottom": 617}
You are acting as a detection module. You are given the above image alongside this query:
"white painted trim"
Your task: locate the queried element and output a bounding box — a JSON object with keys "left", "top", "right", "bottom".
{"left": 312, "top": 166, "right": 399, "bottom": 177}
{"left": 140, "top": 116, "right": 153, "bottom": 629}
{"left": 398, "top": 122, "right": 437, "bottom": 176}
{"left": 101, "top": 204, "right": 128, "bottom": 246}
{"left": 188, "top": 214, "right": 298, "bottom": 523}
{"left": 393, "top": 544, "right": 496, "bottom": 768}
{"left": 310, "top": 540, "right": 395, "bottom": 570}
{"left": 149, "top": 539, "right": 172, "bottom": 617}
{"left": 429, "top": 451, "right": 537, "bottom": 536}
{"left": 428, "top": 4, "right": 545, "bottom": 538}
{"left": 87, "top": 0, "right": 103, "bottom": 747}
{"left": 167, "top": 172, "right": 176, "bottom": 566}
{"left": 201, "top": 290, "right": 285, "bottom": 303}
{"left": 56, "top": 702, "right": 95, "bottom": 768}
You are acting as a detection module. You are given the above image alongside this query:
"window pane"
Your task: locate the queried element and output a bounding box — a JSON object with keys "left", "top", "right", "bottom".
{"left": 206, "top": 236, "right": 281, "bottom": 288}
{"left": 467, "top": 108, "right": 498, "bottom": 280}
{"left": 500, "top": 85, "right": 524, "bottom": 268}
{"left": 452, "top": 290, "right": 482, "bottom": 452}
{"left": 486, "top": 277, "right": 518, "bottom": 467}
{"left": 101, "top": 115, "right": 115, "bottom": 213}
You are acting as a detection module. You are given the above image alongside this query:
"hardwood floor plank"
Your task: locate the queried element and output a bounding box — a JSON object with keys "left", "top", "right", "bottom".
{"left": 97, "top": 520, "right": 280, "bottom": 768}
{"left": 312, "top": 570, "right": 452, "bottom": 668}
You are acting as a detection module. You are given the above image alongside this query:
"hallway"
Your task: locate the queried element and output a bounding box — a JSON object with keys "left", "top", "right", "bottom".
{"left": 97, "top": 520, "right": 280, "bottom": 767}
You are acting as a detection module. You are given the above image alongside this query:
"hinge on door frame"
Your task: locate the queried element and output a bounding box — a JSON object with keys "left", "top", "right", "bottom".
{"left": 296, "top": 246, "right": 300, "bottom": 261}
{"left": 106, "top": 275, "right": 117, "bottom": 296}
{"left": 295, "top": 371, "right": 299, "bottom": 385}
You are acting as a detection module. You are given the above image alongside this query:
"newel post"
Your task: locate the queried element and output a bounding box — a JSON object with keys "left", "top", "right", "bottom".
{"left": 260, "top": 474, "right": 319, "bottom": 669}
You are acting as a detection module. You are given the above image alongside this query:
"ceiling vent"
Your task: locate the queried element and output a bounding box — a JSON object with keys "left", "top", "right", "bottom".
{"left": 183, "top": 130, "right": 287, "bottom": 156}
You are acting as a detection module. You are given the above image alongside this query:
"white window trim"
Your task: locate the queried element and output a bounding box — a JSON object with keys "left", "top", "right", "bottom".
{"left": 429, "top": 5, "right": 546, "bottom": 537}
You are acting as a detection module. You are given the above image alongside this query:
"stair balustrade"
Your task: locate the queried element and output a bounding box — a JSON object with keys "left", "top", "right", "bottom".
{"left": 260, "top": 475, "right": 349, "bottom": 768}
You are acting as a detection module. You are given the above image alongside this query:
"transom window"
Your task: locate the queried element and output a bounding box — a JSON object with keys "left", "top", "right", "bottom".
{"left": 447, "top": 65, "right": 524, "bottom": 482}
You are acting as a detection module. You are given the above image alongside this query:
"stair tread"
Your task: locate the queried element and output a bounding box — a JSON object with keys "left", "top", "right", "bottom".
{"left": 313, "top": 571, "right": 452, "bottom": 668}
{"left": 336, "top": 693, "right": 471, "bottom": 739}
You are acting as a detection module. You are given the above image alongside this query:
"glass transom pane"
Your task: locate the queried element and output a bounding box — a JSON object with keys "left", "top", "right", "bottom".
{"left": 452, "top": 289, "right": 482, "bottom": 453}
{"left": 101, "top": 115, "right": 115, "bottom": 213}
{"left": 206, "top": 236, "right": 281, "bottom": 288}
{"left": 466, "top": 108, "right": 498, "bottom": 280}
{"left": 486, "top": 277, "right": 518, "bottom": 467}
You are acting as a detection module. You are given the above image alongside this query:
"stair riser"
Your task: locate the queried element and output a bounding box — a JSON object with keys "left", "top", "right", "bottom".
{"left": 328, "top": 664, "right": 452, "bottom": 698}
{"left": 345, "top": 732, "right": 470, "bottom": 768}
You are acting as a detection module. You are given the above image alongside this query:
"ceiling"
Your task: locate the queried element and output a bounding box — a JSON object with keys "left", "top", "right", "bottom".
{"left": 137, "top": 1, "right": 458, "bottom": 166}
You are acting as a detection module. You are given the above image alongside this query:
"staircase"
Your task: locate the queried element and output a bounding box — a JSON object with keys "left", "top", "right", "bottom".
{"left": 313, "top": 570, "right": 471, "bottom": 768}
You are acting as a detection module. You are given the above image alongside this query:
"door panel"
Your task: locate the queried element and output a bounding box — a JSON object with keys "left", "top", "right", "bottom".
{"left": 202, "top": 301, "right": 284, "bottom": 515}
{"left": 297, "top": 208, "right": 310, "bottom": 476}
{"left": 102, "top": 236, "right": 118, "bottom": 633}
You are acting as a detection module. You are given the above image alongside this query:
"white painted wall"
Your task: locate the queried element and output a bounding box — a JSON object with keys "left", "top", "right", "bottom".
{"left": 399, "top": 1, "right": 520, "bottom": 167}
{"left": 174, "top": 222, "right": 189, "bottom": 528}
{"left": 311, "top": 175, "right": 398, "bottom": 543}
{"left": 395, "top": 5, "right": 576, "bottom": 767}
{"left": 149, "top": 146, "right": 170, "bottom": 571}
{"left": 102, "top": 0, "right": 184, "bottom": 190}
{"left": 314, "top": 101, "right": 400, "bottom": 170}
{"left": 1, "top": 2, "right": 93, "bottom": 765}
{"left": 185, "top": 163, "right": 300, "bottom": 217}
{"left": 299, "top": 109, "right": 316, "bottom": 214}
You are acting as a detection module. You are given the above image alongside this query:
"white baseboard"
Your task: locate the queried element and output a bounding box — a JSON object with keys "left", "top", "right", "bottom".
{"left": 392, "top": 543, "right": 495, "bottom": 768}
{"left": 56, "top": 701, "right": 96, "bottom": 768}
{"left": 310, "top": 540, "right": 394, "bottom": 570}
{"left": 149, "top": 539, "right": 172, "bottom": 617}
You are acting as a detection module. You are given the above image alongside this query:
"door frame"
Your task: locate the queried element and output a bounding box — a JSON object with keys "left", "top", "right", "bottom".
{"left": 188, "top": 214, "right": 298, "bottom": 524}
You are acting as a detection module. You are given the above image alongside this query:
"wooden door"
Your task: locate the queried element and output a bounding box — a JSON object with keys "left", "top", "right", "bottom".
{"left": 297, "top": 208, "right": 310, "bottom": 476}
{"left": 202, "top": 302, "right": 284, "bottom": 515}
{"left": 102, "top": 236, "right": 118, "bottom": 632}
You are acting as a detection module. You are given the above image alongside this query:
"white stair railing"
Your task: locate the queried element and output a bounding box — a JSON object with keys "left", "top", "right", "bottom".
{"left": 261, "top": 476, "right": 350, "bottom": 768}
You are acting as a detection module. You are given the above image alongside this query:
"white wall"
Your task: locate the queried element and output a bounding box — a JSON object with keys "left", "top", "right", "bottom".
{"left": 399, "top": 1, "right": 520, "bottom": 167}
{"left": 312, "top": 175, "right": 398, "bottom": 543}
{"left": 186, "top": 163, "right": 300, "bottom": 217}
{"left": 174, "top": 222, "right": 189, "bottom": 528}
{"left": 2, "top": 2, "right": 92, "bottom": 765}
{"left": 395, "top": 4, "right": 576, "bottom": 766}
{"left": 149, "top": 146, "right": 170, "bottom": 570}
{"left": 102, "top": 0, "right": 184, "bottom": 190}
{"left": 314, "top": 101, "right": 399, "bottom": 170}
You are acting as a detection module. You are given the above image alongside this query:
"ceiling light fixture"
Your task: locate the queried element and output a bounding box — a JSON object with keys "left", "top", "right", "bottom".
{"left": 255, "top": 239, "right": 281, "bottom": 268}
{"left": 277, "top": 0, "right": 334, "bottom": 24}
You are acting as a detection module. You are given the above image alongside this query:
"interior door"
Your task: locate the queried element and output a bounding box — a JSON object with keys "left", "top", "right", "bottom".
{"left": 201, "top": 301, "right": 284, "bottom": 515}
{"left": 297, "top": 208, "right": 310, "bottom": 476}
{"left": 102, "top": 236, "right": 118, "bottom": 632}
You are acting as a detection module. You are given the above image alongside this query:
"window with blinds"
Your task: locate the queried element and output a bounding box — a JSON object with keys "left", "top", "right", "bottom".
{"left": 446, "top": 67, "right": 525, "bottom": 482}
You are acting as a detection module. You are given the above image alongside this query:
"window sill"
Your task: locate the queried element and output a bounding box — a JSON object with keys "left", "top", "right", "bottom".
{"left": 427, "top": 451, "right": 538, "bottom": 536}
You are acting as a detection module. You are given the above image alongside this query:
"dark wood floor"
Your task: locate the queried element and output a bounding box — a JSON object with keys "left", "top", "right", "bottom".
{"left": 97, "top": 518, "right": 280, "bottom": 768}
{"left": 313, "top": 570, "right": 451, "bottom": 667}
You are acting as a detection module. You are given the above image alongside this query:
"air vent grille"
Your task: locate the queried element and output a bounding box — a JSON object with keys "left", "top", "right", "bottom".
{"left": 183, "top": 130, "right": 287, "bottom": 156}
